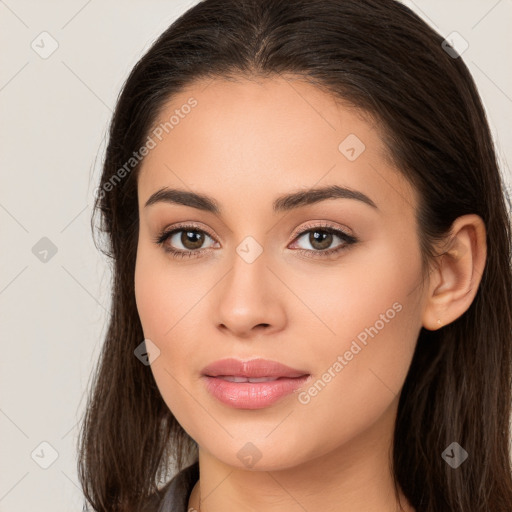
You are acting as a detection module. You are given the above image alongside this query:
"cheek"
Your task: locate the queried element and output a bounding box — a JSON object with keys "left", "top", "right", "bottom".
{"left": 291, "top": 242, "right": 422, "bottom": 420}
{"left": 134, "top": 246, "right": 213, "bottom": 433}
{"left": 306, "top": 247, "right": 421, "bottom": 396}
{"left": 272, "top": 296, "right": 421, "bottom": 464}
{"left": 134, "top": 242, "right": 201, "bottom": 341}
{"left": 134, "top": 253, "right": 169, "bottom": 341}
{"left": 134, "top": 258, "right": 202, "bottom": 381}
{"left": 300, "top": 234, "right": 423, "bottom": 350}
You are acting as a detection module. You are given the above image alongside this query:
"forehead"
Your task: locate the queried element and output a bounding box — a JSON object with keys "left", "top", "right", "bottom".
{"left": 137, "top": 75, "right": 416, "bottom": 217}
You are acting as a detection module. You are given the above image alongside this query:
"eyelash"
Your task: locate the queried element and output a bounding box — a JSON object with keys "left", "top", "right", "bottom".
{"left": 152, "top": 222, "right": 358, "bottom": 260}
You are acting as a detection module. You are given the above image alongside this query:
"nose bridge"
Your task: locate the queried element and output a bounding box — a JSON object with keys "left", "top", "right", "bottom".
{"left": 214, "top": 237, "right": 286, "bottom": 336}
{"left": 223, "top": 241, "right": 271, "bottom": 310}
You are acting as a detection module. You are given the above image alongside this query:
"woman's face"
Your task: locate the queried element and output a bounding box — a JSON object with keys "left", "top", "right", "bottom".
{"left": 134, "top": 75, "right": 429, "bottom": 470}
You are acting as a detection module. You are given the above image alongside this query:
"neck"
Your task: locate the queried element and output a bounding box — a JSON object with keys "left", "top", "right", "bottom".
{"left": 188, "top": 398, "right": 414, "bottom": 512}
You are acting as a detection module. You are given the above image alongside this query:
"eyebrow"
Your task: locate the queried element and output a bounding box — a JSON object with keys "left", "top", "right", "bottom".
{"left": 144, "top": 185, "right": 378, "bottom": 213}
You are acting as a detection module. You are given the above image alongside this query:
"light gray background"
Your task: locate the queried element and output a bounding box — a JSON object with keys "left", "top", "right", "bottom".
{"left": 1, "top": 1, "right": 511, "bottom": 510}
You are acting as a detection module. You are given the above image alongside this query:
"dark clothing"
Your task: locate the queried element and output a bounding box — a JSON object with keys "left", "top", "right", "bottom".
{"left": 142, "top": 461, "right": 199, "bottom": 512}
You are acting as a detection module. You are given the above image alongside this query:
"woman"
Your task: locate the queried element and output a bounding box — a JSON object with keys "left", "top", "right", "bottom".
{"left": 78, "top": 0, "right": 512, "bottom": 511}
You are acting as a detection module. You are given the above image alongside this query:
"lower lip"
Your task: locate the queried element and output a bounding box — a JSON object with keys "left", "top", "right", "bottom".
{"left": 202, "top": 375, "right": 311, "bottom": 409}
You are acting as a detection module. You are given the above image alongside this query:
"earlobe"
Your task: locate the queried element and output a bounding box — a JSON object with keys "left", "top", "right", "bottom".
{"left": 421, "top": 214, "right": 487, "bottom": 331}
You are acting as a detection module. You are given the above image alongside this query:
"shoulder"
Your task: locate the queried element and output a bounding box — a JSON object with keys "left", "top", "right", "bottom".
{"left": 141, "top": 461, "right": 199, "bottom": 512}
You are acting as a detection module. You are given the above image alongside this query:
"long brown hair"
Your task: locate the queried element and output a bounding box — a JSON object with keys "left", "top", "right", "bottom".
{"left": 78, "top": 1, "right": 512, "bottom": 510}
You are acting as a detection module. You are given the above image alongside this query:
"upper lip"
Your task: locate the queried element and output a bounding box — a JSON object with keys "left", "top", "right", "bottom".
{"left": 201, "top": 358, "right": 309, "bottom": 378}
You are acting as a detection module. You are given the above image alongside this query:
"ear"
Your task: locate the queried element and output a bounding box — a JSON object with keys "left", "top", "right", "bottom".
{"left": 422, "top": 214, "right": 487, "bottom": 331}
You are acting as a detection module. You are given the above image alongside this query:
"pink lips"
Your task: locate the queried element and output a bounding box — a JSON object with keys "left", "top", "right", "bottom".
{"left": 201, "top": 358, "right": 311, "bottom": 409}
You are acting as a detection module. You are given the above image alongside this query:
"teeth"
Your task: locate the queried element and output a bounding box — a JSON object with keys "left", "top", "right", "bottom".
{"left": 223, "top": 376, "right": 248, "bottom": 383}
{"left": 221, "top": 376, "right": 279, "bottom": 383}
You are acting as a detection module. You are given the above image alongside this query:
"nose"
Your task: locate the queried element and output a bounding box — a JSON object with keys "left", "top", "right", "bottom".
{"left": 214, "top": 250, "right": 287, "bottom": 339}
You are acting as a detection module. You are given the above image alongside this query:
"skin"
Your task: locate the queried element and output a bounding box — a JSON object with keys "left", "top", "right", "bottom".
{"left": 134, "top": 75, "right": 487, "bottom": 512}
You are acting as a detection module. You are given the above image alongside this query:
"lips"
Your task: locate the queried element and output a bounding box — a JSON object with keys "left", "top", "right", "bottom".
{"left": 201, "top": 358, "right": 309, "bottom": 379}
{"left": 201, "top": 358, "right": 311, "bottom": 409}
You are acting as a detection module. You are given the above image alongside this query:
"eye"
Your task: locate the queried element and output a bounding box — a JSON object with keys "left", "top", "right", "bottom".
{"left": 153, "top": 224, "right": 218, "bottom": 259}
{"left": 289, "top": 223, "right": 357, "bottom": 258}
{"left": 153, "top": 222, "right": 358, "bottom": 260}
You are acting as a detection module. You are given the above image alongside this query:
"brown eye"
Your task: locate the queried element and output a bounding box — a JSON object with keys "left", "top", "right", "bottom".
{"left": 154, "top": 225, "right": 218, "bottom": 258}
{"left": 294, "top": 227, "right": 355, "bottom": 252}
{"left": 178, "top": 230, "right": 206, "bottom": 250}
{"left": 289, "top": 224, "right": 358, "bottom": 259}
{"left": 307, "top": 230, "right": 334, "bottom": 251}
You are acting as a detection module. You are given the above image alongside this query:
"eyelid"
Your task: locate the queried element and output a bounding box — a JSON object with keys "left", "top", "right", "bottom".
{"left": 160, "top": 221, "right": 217, "bottom": 241}
{"left": 290, "top": 220, "right": 354, "bottom": 240}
